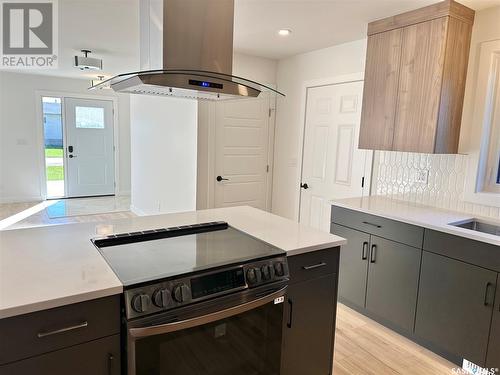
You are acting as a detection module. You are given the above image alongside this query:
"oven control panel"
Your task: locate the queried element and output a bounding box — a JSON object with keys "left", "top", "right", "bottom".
{"left": 124, "top": 256, "right": 289, "bottom": 319}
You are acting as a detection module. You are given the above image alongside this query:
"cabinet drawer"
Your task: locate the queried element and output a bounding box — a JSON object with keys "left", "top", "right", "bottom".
{"left": 331, "top": 206, "right": 424, "bottom": 248}
{"left": 424, "top": 229, "right": 500, "bottom": 272}
{"left": 288, "top": 248, "right": 339, "bottom": 284}
{"left": 0, "top": 295, "right": 120, "bottom": 365}
{"left": 0, "top": 334, "right": 120, "bottom": 375}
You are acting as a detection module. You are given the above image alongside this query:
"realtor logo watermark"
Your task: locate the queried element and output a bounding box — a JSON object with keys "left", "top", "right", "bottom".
{"left": 1, "top": 0, "right": 58, "bottom": 68}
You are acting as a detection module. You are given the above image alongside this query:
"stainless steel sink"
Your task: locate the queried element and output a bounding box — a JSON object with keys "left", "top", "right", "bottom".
{"left": 449, "top": 219, "right": 500, "bottom": 236}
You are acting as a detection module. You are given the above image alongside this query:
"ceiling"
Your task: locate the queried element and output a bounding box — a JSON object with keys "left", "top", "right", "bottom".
{"left": 2, "top": 0, "right": 499, "bottom": 79}
{"left": 234, "top": 0, "right": 500, "bottom": 59}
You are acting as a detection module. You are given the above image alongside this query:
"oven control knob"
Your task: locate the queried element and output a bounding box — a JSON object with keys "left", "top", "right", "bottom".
{"left": 152, "top": 288, "right": 171, "bottom": 308}
{"left": 131, "top": 293, "right": 151, "bottom": 313}
{"left": 274, "top": 262, "right": 285, "bottom": 277}
{"left": 261, "top": 264, "right": 274, "bottom": 281}
{"left": 172, "top": 284, "right": 191, "bottom": 303}
{"left": 246, "top": 268, "right": 257, "bottom": 285}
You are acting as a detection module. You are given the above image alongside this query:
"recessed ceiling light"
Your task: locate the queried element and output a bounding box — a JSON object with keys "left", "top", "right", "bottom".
{"left": 278, "top": 29, "right": 292, "bottom": 36}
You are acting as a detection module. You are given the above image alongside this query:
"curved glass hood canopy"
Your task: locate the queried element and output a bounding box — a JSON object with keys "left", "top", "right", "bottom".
{"left": 90, "top": 69, "right": 285, "bottom": 100}
{"left": 90, "top": 0, "right": 285, "bottom": 101}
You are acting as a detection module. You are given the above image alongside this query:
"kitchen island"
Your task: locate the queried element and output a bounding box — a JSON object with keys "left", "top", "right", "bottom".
{"left": 0, "top": 206, "right": 345, "bottom": 375}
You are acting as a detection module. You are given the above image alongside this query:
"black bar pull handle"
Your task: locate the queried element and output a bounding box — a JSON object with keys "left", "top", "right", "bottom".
{"left": 370, "top": 244, "right": 377, "bottom": 263}
{"left": 363, "top": 221, "right": 382, "bottom": 229}
{"left": 302, "top": 262, "right": 327, "bottom": 270}
{"left": 484, "top": 282, "right": 495, "bottom": 306}
{"left": 108, "top": 354, "right": 114, "bottom": 375}
{"left": 362, "top": 241, "right": 369, "bottom": 260}
{"left": 287, "top": 299, "right": 293, "bottom": 328}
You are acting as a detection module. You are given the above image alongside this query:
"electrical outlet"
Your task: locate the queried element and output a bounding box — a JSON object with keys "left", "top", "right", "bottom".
{"left": 416, "top": 170, "right": 429, "bottom": 184}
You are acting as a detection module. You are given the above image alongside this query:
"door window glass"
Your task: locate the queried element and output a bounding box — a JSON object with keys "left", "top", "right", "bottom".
{"left": 75, "top": 106, "right": 105, "bottom": 129}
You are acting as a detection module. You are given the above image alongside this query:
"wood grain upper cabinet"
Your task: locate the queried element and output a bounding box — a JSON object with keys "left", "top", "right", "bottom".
{"left": 358, "top": 29, "right": 402, "bottom": 150}
{"left": 358, "top": 0, "right": 474, "bottom": 153}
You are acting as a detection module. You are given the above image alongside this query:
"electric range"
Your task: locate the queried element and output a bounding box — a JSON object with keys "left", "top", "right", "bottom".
{"left": 92, "top": 221, "right": 289, "bottom": 375}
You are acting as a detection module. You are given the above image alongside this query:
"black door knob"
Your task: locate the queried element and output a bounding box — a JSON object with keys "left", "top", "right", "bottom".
{"left": 69, "top": 154, "right": 75, "bottom": 158}
{"left": 300, "top": 183, "right": 309, "bottom": 189}
{"left": 216, "top": 175, "right": 229, "bottom": 182}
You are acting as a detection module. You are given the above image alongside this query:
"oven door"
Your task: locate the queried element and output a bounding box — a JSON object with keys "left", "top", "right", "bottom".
{"left": 127, "top": 285, "right": 286, "bottom": 375}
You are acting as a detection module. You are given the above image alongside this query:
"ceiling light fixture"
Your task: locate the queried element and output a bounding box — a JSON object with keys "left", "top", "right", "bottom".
{"left": 278, "top": 29, "right": 292, "bottom": 36}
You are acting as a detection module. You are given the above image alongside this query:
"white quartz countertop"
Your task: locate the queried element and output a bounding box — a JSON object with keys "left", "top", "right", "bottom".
{"left": 0, "top": 206, "right": 345, "bottom": 319}
{"left": 331, "top": 196, "right": 500, "bottom": 247}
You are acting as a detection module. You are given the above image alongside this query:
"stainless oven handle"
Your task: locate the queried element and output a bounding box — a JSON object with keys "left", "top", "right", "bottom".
{"left": 129, "top": 286, "right": 287, "bottom": 339}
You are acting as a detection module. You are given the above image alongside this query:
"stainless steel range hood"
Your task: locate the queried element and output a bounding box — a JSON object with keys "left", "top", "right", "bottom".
{"left": 91, "top": 0, "right": 284, "bottom": 100}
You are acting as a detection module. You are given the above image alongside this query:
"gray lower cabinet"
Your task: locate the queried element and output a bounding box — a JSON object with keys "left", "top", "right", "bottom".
{"left": 415, "top": 251, "right": 497, "bottom": 365}
{"left": 365, "top": 236, "right": 421, "bottom": 333}
{"left": 333, "top": 224, "right": 370, "bottom": 310}
{"left": 0, "top": 334, "right": 120, "bottom": 375}
{"left": 486, "top": 274, "right": 500, "bottom": 369}
{"left": 281, "top": 249, "right": 339, "bottom": 375}
{"left": 0, "top": 295, "right": 121, "bottom": 374}
{"left": 333, "top": 223, "right": 421, "bottom": 333}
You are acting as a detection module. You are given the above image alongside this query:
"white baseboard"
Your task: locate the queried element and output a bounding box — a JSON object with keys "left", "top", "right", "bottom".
{"left": 130, "top": 204, "right": 148, "bottom": 216}
{"left": 116, "top": 190, "right": 131, "bottom": 196}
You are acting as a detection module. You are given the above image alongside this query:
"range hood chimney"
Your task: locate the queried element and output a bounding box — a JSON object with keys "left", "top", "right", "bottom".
{"left": 92, "top": 0, "right": 284, "bottom": 100}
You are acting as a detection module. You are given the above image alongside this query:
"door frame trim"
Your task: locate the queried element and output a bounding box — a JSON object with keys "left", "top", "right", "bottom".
{"left": 35, "top": 90, "right": 120, "bottom": 200}
{"left": 296, "top": 72, "right": 373, "bottom": 221}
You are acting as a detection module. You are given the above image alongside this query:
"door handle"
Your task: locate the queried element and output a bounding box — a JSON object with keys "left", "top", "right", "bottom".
{"left": 300, "top": 183, "right": 309, "bottom": 189}
{"left": 216, "top": 175, "right": 229, "bottom": 182}
{"left": 68, "top": 154, "right": 76, "bottom": 158}
{"left": 362, "top": 241, "right": 369, "bottom": 260}
{"left": 370, "top": 244, "right": 377, "bottom": 263}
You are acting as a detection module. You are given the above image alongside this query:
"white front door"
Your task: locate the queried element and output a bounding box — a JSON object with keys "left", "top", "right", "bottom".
{"left": 64, "top": 98, "right": 115, "bottom": 197}
{"left": 214, "top": 96, "right": 272, "bottom": 210}
{"left": 299, "top": 81, "right": 372, "bottom": 231}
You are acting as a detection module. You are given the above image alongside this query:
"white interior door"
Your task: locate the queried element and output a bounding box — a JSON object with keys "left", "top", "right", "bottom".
{"left": 64, "top": 98, "right": 115, "bottom": 197}
{"left": 299, "top": 81, "right": 372, "bottom": 231}
{"left": 214, "top": 96, "right": 272, "bottom": 210}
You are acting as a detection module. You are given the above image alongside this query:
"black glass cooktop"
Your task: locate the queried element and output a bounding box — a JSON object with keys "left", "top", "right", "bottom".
{"left": 93, "top": 222, "right": 284, "bottom": 287}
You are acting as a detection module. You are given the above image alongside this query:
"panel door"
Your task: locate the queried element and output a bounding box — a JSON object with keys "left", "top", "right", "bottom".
{"left": 393, "top": 18, "right": 448, "bottom": 153}
{"left": 415, "top": 251, "right": 496, "bottom": 365}
{"left": 65, "top": 98, "right": 115, "bottom": 197}
{"left": 332, "top": 224, "right": 370, "bottom": 310}
{"left": 214, "top": 96, "right": 271, "bottom": 210}
{"left": 365, "top": 236, "right": 421, "bottom": 333}
{"left": 358, "top": 29, "right": 403, "bottom": 150}
{"left": 300, "top": 81, "right": 372, "bottom": 232}
{"left": 486, "top": 274, "right": 500, "bottom": 370}
{"left": 282, "top": 274, "right": 336, "bottom": 375}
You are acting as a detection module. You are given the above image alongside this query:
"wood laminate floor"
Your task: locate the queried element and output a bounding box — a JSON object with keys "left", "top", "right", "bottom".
{"left": 334, "top": 303, "right": 457, "bottom": 375}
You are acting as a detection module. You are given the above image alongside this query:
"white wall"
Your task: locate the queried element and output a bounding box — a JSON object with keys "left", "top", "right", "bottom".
{"left": 233, "top": 52, "right": 278, "bottom": 86}
{"left": 272, "top": 39, "right": 367, "bottom": 220}
{"left": 130, "top": 95, "right": 197, "bottom": 215}
{"left": 0, "top": 71, "right": 131, "bottom": 202}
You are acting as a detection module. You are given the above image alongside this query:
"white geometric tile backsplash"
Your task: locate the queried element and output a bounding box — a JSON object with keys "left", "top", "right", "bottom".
{"left": 372, "top": 151, "right": 500, "bottom": 220}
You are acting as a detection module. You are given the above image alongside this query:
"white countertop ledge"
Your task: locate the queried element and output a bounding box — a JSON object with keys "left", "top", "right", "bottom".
{"left": 331, "top": 196, "right": 500, "bottom": 247}
{"left": 0, "top": 206, "right": 345, "bottom": 319}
